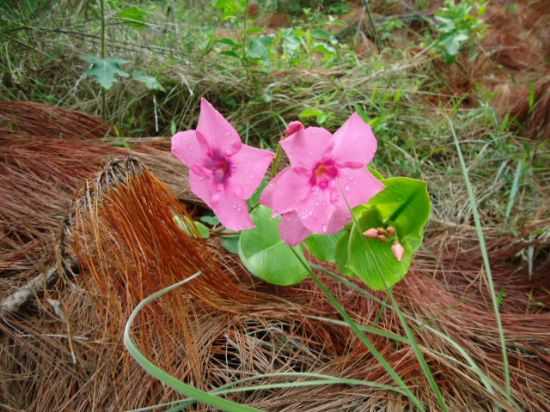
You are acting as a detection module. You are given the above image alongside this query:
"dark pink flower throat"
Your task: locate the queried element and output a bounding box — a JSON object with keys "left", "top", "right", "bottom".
{"left": 204, "top": 150, "right": 232, "bottom": 184}
{"left": 310, "top": 160, "right": 338, "bottom": 189}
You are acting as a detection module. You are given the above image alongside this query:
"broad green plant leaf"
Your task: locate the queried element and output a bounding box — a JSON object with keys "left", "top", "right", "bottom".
{"left": 132, "top": 71, "right": 164, "bottom": 91}
{"left": 239, "top": 206, "right": 310, "bottom": 286}
{"left": 83, "top": 55, "right": 129, "bottom": 90}
{"left": 304, "top": 231, "right": 345, "bottom": 263}
{"left": 342, "top": 177, "right": 431, "bottom": 290}
{"left": 221, "top": 235, "right": 240, "bottom": 254}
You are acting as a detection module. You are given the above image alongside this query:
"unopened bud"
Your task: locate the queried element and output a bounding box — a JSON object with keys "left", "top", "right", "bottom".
{"left": 387, "top": 226, "right": 396, "bottom": 237}
{"left": 392, "top": 241, "right": 405, "bottom": 262}
{"left": 363, "top": 228, "right": 379, "bottom": 238}
{"left": 286, "top": 121, "right": 304, "bottom": 136}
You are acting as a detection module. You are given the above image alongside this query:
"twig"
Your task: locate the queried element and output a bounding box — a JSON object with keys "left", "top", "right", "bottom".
{"left": 0, "top": 266, "right": 58, "bottom": 318}
{"left": 363, "top": 0, "right": 382, "bottom": 52}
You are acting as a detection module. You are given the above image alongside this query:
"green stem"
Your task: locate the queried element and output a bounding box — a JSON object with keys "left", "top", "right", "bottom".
{"left": 289, "top": 248, "right": 425, "bottom": 411}
{"left": 99, "top": 0, "right": 106, "bottom": 118}
{"left": 449, "top": 118, "right": 511, "bottom": 397}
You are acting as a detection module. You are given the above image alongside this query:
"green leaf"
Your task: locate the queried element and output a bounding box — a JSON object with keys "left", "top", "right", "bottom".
{"left": 305, "top": 231, "right": 345, "bottom": 263}
{"left": 83, "top": 55, "right": 129, "bottom": 90}
{"left": 221, "top": 235, "right": 240, "bottom": 254}
{"left": 118, "top": 6, "right": 148, "bottom": 28}
{"left": 347, "top": 177, "right": 431, "bottom": 290}
{"left": 132, "top": 71, "right": 164, "bottom": 91}
{"left": 298, "top": 108, "right": 328, "bottom": 125}
{"left": 334, "top": 230, "right": 354, "bottom": 276}
{"left": 238, "top": 206, "right": 310, "bottom": 286}
{"left": 247, "top": 36, "right": 273, "bottom": 63}
{"left": 214, "top": 0, "right": 246, "bottom": 19}
{"left": 200, "top": 214, "right": 220, "bottom": 226}
{"left": 174, "top": 215, "right": 210, "bottom": 239}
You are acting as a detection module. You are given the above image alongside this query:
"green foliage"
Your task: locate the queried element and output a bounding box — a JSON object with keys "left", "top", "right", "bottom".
{"left": 239, "top": 206, "right": 310, "bottom": 286}
{"left": 304, "top": 231, "right": 344, "bottom": 263}
{"left": 213, "top": 0, "right": 247, "bottom": 20}
{"left": 433, "top": 0, "right": 487, "bottom": 63}
{"left": 336, "top": 178, "right": 431, "bottom": 291}
{"left": 214, "top": 25, "right": 340, "bottom": 70}
{"left": 298, "top": 107, "right": 328, "bottom": 125}
{"left": 83, "top": 55, "right": 129, "bottom": 90}
{"left": 132, "top": 71, "right": 165, "bottom": 91}
{"left": 117, "top": 6, "right": 148, "bottom": 28}
{"left": 221, "top": 235, "right": 240, "bottom": 254}
{"left": 82, "top": 56, "right": 164, "bottom": 92}
{"left": 174, "top": 215, "right": 210, "bottom": 239}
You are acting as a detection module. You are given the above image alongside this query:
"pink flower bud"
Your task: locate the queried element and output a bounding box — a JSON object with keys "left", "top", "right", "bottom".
{"left": 363, "top": 228, "right": 379, "bottom": 238}
{"left": 392, "top": 242, "right": 405, "bottom": 262}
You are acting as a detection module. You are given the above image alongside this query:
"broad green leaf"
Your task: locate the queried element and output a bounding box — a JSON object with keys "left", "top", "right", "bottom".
{"left": 83, "top": 55, "right": 129, "bottom": 90}
{"left": 347, "top": 177, "right": 431, "bottom": 290}
{"left": 174, "top": 215, "right": 210, "bottom": 239}
{"left": 132, "top": 71, "right": 164, "bottom": 91}
{"left": 334, "top": 230, "right": 354, "bottom": 276}
{"left": 247, "top": 36, "right": 273, "bottom": 62}
{"left": 239, "top": 206, "right": 310, "bottom": 286}
{"left": 221, "top": 235, "right": 239, "bottom": 254}
{"left": 200, "top": 214, "right": 220, "bottom": 226}
{"left": 305, "top": 231, "right": 345, "bottom": 263}
{"left": 118, "top": 6, "right": 148, "bottom": 28}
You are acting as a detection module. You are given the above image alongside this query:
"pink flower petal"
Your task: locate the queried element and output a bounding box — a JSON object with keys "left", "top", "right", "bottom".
{"left": 197, "top": 98, "right": 242, "bottom": 156}
{"left": 189, "top": 169, "right": 214, "bottom": 205}
{"left": 211, "top": 190, "right": 254, "bottom": 230}
{"left": 260, "top": 167, "right": 310, "bottom": 214}
{"left": 171, "top": 130, "right": 207, "bottom": 167}
{"left": 281, "top": 126, "right": 333, "bottom": 169}
{"left": 331, "top": 113, "right": 377, "bottom": 167}
{"left": 279, "top": 211, "right": 311, "bottom": 245}
{"left": 336, "top": 168, "right": 384, "bottom": 208}
{"left": 228, "top": 144, "right": 274, "bottom": 200}
{"left": 296, "top": 187, "right": 335, "bottom": 233}
{"left": 326, "top": 205, "right": 352, "bottom": 234}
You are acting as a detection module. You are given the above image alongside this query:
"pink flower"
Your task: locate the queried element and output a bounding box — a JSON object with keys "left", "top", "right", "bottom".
{"left": 171, "top": 98, "right": 274, "bottom": 230}
{"left": 261, "top": 114, "right": 384, "bottom": 245}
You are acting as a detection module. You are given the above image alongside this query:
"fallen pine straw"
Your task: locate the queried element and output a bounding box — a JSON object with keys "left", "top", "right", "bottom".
{"left": 0, "top": 105, "right": 549, "bottom": 411}
{"left": 1, "top": 154, "right": 549, "bottom": 411}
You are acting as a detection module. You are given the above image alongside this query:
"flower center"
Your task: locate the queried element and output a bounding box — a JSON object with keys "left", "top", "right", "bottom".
{"left": 204, "top": 150, "right": 232, "bottom": 184}
{"left": 310, "top": 160, "right": 338, "bottom": 189}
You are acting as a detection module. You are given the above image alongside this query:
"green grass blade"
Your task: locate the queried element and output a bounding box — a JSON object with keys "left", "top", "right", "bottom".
{"left": 505, "top": 159, "right": 524, "bottom": 223}
{"left": 288, "top": 248, "right": 426, "bottom": 411}
{"left": 314, "top": 265, "right": 521, "bottom": 410}
{"left": 143, "top": 372, "right": 405, "bottom": 412}
{"left": 449, "top": 119, "right": 512, "bottom": 397}
{"left": 123, "top": 272, "right": 262, "bottom": 412}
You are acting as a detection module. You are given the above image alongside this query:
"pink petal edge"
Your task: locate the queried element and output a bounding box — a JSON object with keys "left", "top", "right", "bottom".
{"left": 197, "top": 98, "right": 242, "bottom": 156}
{"left": 331, "top": 113, "right": 377, "bottom": 167}
{"left": 228, "top": 144, "right": 274, "bottom": 200}
{"left": 279, "top": 212, "right": 311, "bottom": 245}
